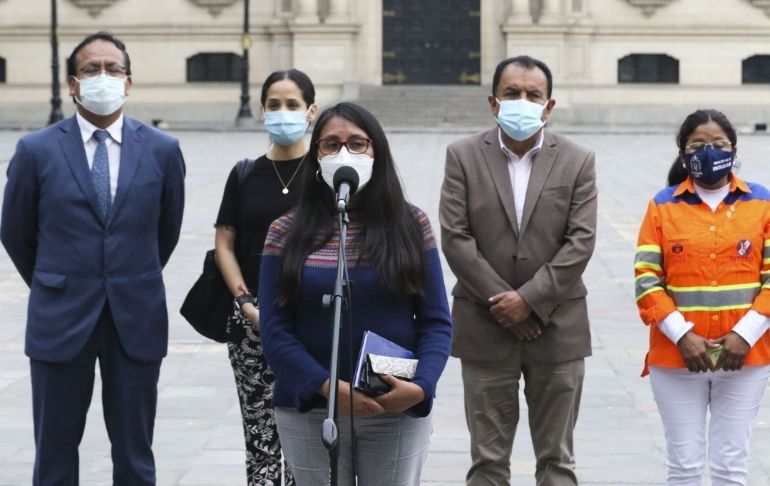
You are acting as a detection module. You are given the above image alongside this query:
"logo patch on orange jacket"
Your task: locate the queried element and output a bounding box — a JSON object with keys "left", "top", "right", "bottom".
{"left": 736, "top": 239, "right": 752, "bottom": 257}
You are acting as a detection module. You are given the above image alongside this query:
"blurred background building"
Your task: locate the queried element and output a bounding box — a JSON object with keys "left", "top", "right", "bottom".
{"left": 1, "top": 0, "right": 770, "bottom": 130}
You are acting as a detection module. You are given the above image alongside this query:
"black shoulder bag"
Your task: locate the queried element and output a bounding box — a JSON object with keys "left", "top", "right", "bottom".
{"left": 179, "top": 159, "right": 254, "bottom": 342}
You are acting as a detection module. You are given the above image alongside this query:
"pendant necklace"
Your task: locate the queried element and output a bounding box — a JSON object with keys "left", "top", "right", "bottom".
{"left": 270, "top": 156, "right": 304, "bottom": 195}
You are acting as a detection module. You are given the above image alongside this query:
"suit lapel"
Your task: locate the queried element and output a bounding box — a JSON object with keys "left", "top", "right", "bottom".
{"left": 481, "top": 128, "right": 519, "bottom": 236}
{"left": 519, "top": 131, "right": 558, "bottom": 234}
{"left": 58, "top": 117, "right": 104, "bottom": 223}
{"left": 110, "top": 117, "right": 144, "bottom": 224}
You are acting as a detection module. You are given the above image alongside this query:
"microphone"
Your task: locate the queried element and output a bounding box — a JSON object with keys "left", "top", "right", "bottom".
{"left": 333, "top": 166, "right": 359, "bottom": 212}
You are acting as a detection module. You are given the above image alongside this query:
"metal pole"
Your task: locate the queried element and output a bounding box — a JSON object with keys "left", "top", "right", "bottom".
{"left": 235, "top": 0, "right": 254, "bottom": 126}
{"left": 321, "top": 209, "right": 350, "bottom": 486}
{"left": 48, "top": 0, "right": 63, "bottom": 125}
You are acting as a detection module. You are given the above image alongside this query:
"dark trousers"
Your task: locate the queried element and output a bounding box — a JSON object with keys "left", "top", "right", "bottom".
{"left": 30, "top": 304, "right": 161, "bottom": 486}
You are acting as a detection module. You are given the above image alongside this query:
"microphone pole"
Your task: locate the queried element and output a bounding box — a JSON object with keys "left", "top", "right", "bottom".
{"left": 321, "top": 166, "right": 359, "bottom": 485}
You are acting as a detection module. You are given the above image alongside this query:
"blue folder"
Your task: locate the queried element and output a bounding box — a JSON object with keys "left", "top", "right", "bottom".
{"left": 353, "top": 330, "right": 417, "bottom": 392}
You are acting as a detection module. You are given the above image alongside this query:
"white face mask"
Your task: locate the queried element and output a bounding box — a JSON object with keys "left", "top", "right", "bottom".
{"left": 75, "top": 72, "right": 127, "bottom": 116}
{"left": 319, "top": 148, "right": 374, "bottom": 192}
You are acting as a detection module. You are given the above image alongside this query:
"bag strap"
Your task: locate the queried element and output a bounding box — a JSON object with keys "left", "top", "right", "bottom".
{"left": 234, "top": 158, "right": 255, "bottom": 188}
{"left": 232, "top": 158, "right": 257, "bottom": 275}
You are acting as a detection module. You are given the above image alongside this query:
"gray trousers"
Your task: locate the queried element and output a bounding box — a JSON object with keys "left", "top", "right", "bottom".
{"left": 461, "top": 355, "right": 585, "bottom": 486}
{"left": 275, "top": 407, "right": 432, "bottom": 486}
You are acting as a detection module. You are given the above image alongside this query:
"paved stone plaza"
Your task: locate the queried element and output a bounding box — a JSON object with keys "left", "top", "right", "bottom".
{"left": 2, "top": 127, "right": 770, "bottom": 485}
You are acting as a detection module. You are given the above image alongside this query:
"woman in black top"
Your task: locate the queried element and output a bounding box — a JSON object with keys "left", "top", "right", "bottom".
{"left": 214, "top": 69, "right": 317, "bottom": 486}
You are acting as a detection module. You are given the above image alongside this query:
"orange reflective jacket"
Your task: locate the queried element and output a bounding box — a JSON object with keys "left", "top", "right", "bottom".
{"left": 635, "top": 176, "right": 770, "bottom": 376}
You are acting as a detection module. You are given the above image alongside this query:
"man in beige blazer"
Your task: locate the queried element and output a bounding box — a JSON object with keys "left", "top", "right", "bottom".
{"left": 440, "top": 55, "right": 597, "bottom": 486}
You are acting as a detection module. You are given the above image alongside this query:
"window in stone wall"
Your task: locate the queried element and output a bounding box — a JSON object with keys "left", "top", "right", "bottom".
{"left": 743, "top": 55, "right": 770, "bottom": 84}
{"left": 618, "top": 54, "right": 679, "bottom": 83}
{"left": 0, "top": 56, "right": 5, "bottom": 83}
{"left": 186, "top": 53, "right": 242, "bottom": 82}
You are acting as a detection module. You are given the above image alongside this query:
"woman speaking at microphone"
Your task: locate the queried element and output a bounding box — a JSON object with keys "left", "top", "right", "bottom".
{"left": 258, "top": 102, "right": 452, "bottom": 486}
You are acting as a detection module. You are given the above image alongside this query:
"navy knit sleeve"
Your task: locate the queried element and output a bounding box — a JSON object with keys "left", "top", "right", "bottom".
{"left": 259, "top": 216, "right": 331, "bottom": 411}
{"left": 409, "top": 207, "right": 452, "bottom": 416}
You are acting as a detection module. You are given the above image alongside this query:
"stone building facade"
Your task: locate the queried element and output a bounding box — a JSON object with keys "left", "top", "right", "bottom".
{"left": 1, "top": 0, "right": 770, "bottom": 127}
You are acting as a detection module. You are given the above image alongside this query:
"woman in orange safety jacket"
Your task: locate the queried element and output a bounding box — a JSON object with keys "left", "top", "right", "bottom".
{"left": 635, "top": 109, "right": 770, "bottom": 486}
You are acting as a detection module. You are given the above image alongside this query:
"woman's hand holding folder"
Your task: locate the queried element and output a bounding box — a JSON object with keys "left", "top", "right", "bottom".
{"left": 318, "top": 379, "right": 384, "bottom": 417}
{"left": 374, "top": 375, "right": 426, "bottom": 414}
{"left": 318, "top": 377, "right": 425, "bottom": 417}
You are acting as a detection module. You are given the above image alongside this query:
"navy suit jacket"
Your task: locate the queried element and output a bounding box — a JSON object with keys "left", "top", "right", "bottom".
{"left": 1, "top": 115, "right": 185, "bottom": 363}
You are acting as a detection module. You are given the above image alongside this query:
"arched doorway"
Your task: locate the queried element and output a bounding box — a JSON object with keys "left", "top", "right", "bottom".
{"left": 382, "top": 0, "right": 480, "bottom": 85}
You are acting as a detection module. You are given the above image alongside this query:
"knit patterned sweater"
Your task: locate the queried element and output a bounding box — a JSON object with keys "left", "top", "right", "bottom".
{"left": 259, "top": 206, "right": 452, "bottom": 417}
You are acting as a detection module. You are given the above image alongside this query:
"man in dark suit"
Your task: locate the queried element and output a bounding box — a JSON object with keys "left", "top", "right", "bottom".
{"left": 439, "top": 56, "right": 597, "bottom": 485}
{"left": 1, "top": 32, "right": 185, "bottom": 485}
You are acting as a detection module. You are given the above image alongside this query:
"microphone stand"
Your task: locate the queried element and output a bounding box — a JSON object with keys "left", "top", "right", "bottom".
{"left": 321, "top": 206, "right": 350, "bottom": 486}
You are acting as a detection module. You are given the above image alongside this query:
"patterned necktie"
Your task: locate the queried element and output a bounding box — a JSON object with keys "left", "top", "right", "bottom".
{"left": 92, "top": 129, "right": 111, "bottom": 220}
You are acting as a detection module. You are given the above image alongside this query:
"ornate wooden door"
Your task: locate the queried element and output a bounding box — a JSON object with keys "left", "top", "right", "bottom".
{"left": 382, "top": 0, "right": 481, "bottom": 85}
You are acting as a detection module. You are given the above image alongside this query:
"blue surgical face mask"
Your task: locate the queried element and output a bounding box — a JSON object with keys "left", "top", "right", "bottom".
{"left": 264, "top": 109, "right": 309, "bottom": 146}
{"left": 682, "top": 146, "right": 735, "bottom": 186}
{"left": 496, "top": 98, "right": 547, "bottom": 141}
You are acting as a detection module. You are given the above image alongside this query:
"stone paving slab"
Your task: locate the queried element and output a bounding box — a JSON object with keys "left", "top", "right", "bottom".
{"left": 2, "top": 128, "right": 770, "bottom": 485}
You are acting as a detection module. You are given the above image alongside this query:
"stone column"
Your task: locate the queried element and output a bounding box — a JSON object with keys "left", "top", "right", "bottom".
{"left": 572, "top": 0, "right": 583, "bottom": 12}
{"left": 537, "top": 0, "right": 568, "bottom": 24}
{"left": 502, "top": 0, "right": 566, "bottom": 78}
{"left": 326, "top": 0, "right": 350, "bottom": 23}
{"left": 507, "top": 0, "right": 530, "bottom": 24}
{"left": 568, "top": 0, "right": 591, "bottom": 23}
{"left": 272, "top": 0, "right": 293, "bottom": 20}
{"left": 294, "top": 0, "right": 319, "bottom": 24}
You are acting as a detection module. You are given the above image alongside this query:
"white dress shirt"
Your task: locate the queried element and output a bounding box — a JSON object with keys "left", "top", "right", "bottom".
{"left": 76, "top": 111, "right": 123, "bottom": 201}
{"left": 498, "top": 128, "right": 545, "bottom": 230}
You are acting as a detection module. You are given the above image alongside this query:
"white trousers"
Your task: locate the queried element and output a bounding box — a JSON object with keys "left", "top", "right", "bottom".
{"left": 649, "top": 365, "right": 770, "bottom": 486}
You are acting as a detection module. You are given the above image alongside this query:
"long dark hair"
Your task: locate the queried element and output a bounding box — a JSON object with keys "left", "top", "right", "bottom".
{"left": 277, "top": 102, "right": 426, "bottom": 304}
{"left": 667, "top": 157, "right": 688, "bottom": 186}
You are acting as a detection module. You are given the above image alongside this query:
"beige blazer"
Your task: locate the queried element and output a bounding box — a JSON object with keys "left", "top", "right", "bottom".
{"left": 439, "top": 128, "right": 597, "bottom": 363}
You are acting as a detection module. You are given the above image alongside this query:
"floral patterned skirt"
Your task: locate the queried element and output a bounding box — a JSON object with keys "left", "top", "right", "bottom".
{"left": 226, "top": 303, "right": 294, "bottom": 486}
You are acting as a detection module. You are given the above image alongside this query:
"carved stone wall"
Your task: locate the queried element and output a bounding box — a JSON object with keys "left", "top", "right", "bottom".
{"left": 187, "top": 0, "right": 239, "bottom": 17}
{"left": 623, "top": 0, "right": 676, "bottom": 16}
{"left": 746, "top": 0, "right": 770, "bottom": 16}
{"left": 4, "top": 0, "right": 770, "bottom": 128}
{"left": 66, "top": 0, "right": 121, "bottom": 17}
